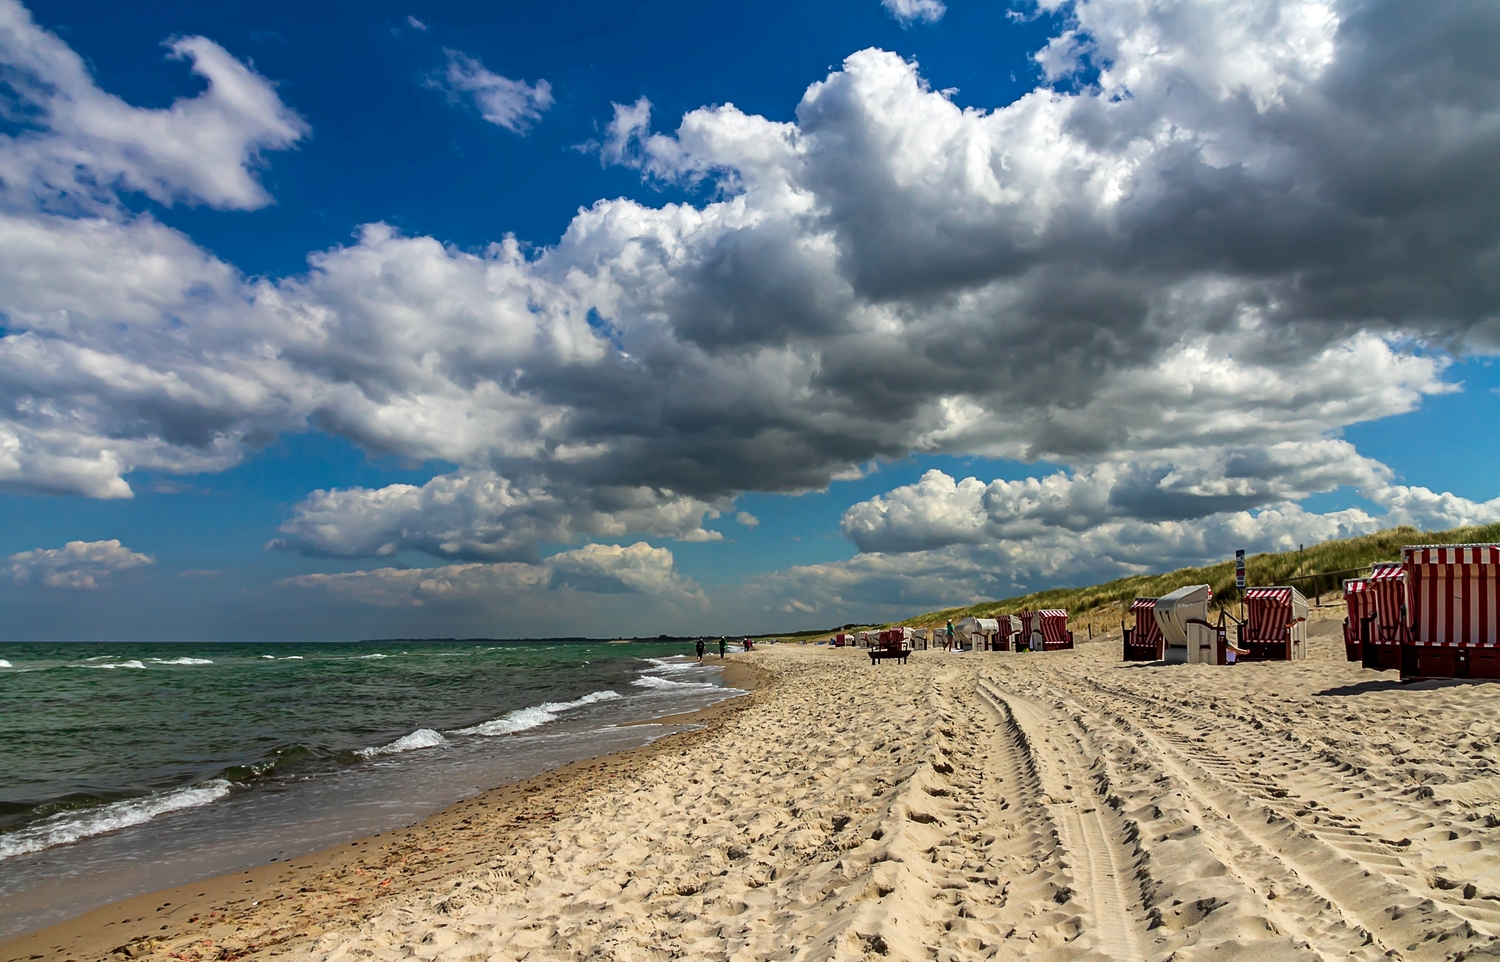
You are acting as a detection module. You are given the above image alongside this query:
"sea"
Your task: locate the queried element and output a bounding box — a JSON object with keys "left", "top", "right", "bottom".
{"left": 0, "top": 639, "right": 744, "bottom": 938}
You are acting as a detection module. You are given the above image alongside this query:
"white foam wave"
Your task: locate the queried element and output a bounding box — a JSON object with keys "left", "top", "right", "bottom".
{"left": 355, "top": 653, "right": 389, "bottom": 660}
{"left": 454, "top": 690, "right": 623, "bottom": 737}
{"left": 86, "top": 660, "right": 147, "bottom": 670}
{"left": 0, "top": 659, "right": 11, "bottom": 668}
{"left": 261, "top": 655, "right": 304, "bottom": 660}
{"left": 640, "top": 657, "right": 703, "bottom": 674}
{"left": 148, "top": 657, "right": 213, "bottom": 666}
{"left": 261, "top": 654, "right": 276, "bottom": 659}
{"left": 632, "top": 675, "right": 717, "bottom": 691}
{"left": 357, "top": 729, "right": 447, "bottom": 758}
{"left": 0, "top": 780, "right": 232, "bottom": 861}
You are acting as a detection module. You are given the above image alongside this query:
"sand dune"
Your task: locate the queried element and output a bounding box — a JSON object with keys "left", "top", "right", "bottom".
{"left": 22, "top": 622, "right": 1500, "bottom": 962}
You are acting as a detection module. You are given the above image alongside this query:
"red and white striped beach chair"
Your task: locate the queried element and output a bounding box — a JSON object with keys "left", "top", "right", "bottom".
{"left": 1239, "top": 586, "right": 1309, "bottom": 661}
{"left": 1401, "top": 544, "right": 1500, "bottom": 680}
{"left": 1038, "top": 609, "right": 1073, "bottom": 651}
{"left": 1361, "top": 562, "right": 1408, "bottom": 670}
{"left": 1342, "top": 577, "right": 1374, "bottom": 662}
{"left": 993, "top": 614, "right": 1019, "bottom": 651}
{"left": 1015, "top": 612, "right": 1034, "bottom": 651}
{"left": 1125, "top": 597, "right": 1162, "bottom": 661}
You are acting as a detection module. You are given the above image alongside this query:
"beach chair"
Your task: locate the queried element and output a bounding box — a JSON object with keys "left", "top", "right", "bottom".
{"left": 955, "top": 617, "right": 999, "bottom": 651}
{"left": 1400, "top": 544, "right": 1500, "bottom": 681}
{"left": 1239, "top": 586, "right": 1309, "bottom": 661}
{"left": 1037, "top": 610, "right": 1073, "bottom": 651}
{"left": 869, "top": 627, "right": 912, "bottom": 665}
{"left": 993, "top": 615, "right": 1019, "bottom": 652}
{"left": 1361, "top": 562, "right": 1407, "bottom": 671}
{"left": 1124, "top": 597, "right": 1162, "bottom": 661}
{"left": 1017, "top": 611, "right": 1040, "bottom": 651}
{"left": 1342, "top": 577, "right": 1375, "bottom": 662}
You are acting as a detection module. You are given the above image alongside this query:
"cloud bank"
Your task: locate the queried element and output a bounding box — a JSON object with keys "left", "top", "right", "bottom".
{"left": 280, "top": 541, "right": 704, "bottom": 608}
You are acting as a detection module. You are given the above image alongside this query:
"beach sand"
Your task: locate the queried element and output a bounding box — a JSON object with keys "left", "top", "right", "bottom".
{"left": 9, "top": 624, "right": 1500, "bottom": 962}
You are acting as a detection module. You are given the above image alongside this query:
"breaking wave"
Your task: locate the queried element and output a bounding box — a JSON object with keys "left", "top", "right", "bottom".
{"left": 0, "top": 780, "right": 233, "bottom": 861}
{"left": 453, "top": 690, "right": 622, "bottom": 737}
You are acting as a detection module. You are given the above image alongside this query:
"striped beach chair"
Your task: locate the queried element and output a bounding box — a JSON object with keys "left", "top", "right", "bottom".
{"left": 1239, "top": 586, "right": 1309, "bottom": 661}
{"left": 1038, "top": 610, "right": 1073, "bottom": 651}
{"left": 1124, "top": 597, "right": 1161, "bottom": 661}
{"left": 993, "top": 614, "right": 1020, "bottom": 652}
{"left": 1342, "top": 577, "right": 1374, "bottom": 662}
{"left": 1361, "top": 562, "right": 1408, "bottom": 670}
{"left": 1401, "top": 544, "right": 1500, "bottom": 680}
{"left": 1017, "top": 611, "right": 1038, "bottom": 651}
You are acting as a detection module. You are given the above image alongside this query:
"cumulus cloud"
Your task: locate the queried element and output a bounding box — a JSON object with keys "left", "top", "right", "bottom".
{"left": 841, "top": 440, "right": 1392, "bottom": 553}
{"left": 432, "top": 49, "right": 552, "bottom": 133}
{"left": 735, "top": 511, "right": 759, "bottom": 528}
{"left": 882, "top": 0, "right": 946, "bottom": 26}
{"left": 279, "top": 541, "right": 704, "bottom": 607}
{"left": 4, "top": 539, "right": 154, "bottom": 589}
{"left": 0, "top": 0, "right": 1498, "bottom": 596}
{"left": 269, "top": 468, "right": 723, "bottom": 562}
{"left": 842, "top": 450, "right": 1500, "bottom": 557}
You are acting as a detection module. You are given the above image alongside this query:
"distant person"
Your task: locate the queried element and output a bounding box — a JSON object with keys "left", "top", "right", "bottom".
{"left": 696, "top": 638, "right": 706, "bottom": 664}
{"left": 946, "top": 620, "right": 955, "bottom": 651}
{"left": 718, "top": 637, "right": 727, "bottom": 658}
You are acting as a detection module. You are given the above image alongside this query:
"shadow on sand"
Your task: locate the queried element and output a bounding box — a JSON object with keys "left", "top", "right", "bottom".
{"left": 1315, "top": 676, "right": 1499, "bottom": 697}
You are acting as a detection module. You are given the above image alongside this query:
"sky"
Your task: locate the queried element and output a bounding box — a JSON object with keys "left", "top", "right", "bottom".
{"left": 1, "top": 0, "right": 1498, "bottom": 641}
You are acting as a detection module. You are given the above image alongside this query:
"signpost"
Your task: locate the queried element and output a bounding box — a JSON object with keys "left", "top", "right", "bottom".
{"left": 1236, "top": 549, "right": 1246, "bottom": 624}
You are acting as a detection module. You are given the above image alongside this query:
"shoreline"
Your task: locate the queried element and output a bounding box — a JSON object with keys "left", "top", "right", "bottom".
{"left": 0, "top": 658, "right": 769, "bottom": 962}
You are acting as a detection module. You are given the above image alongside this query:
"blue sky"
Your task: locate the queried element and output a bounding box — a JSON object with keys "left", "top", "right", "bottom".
{"left": 1, "top": 0, "right": 1498, "bottom": 640}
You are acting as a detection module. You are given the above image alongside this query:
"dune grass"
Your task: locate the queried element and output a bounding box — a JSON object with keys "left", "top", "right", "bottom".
{"left": 898, "top": 521, "right": 1500, "bottom": 633}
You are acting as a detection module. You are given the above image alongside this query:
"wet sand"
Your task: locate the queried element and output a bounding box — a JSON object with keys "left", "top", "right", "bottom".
{"left": 11, "top": 627, "right": 1500, "bottom": 961}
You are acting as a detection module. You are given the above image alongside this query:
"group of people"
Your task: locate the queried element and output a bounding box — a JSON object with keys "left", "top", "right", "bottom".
{"left": 695, "top": 636, "right": 749, "bottom": 663}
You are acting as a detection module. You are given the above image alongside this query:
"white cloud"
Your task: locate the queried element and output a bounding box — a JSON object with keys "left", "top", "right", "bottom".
{"left": 735, "top": 511, "right": 759, "bottom": 528}
{"left": 5, "top": 539, "right": 154, "bottom": 589}
{"left": 269, "top": 468, "right": 723, "bottom": 562}
{"left": 0, "top": 1, "right": 307, "bottom": 213}
{"left": 279, "top": 541, "right": 704, "bottom": 608}
{"left": 882, "top": 0, "right": 946, "bottom": 26}
{"left": 406, "top": 15, "right": 427, "bottom": 30}
{"left": 433, "top": 49, "right": 552, "bottom": 133}
{"left": 840, "top": 440, "right": 1392, "bottom": 553}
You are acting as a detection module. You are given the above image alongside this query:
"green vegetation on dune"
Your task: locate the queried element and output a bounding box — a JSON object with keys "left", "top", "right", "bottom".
{"left": 900, "top": 521, "right": 1500, "bottom": 630}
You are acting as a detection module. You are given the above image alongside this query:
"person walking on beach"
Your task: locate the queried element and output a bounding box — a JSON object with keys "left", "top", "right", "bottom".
{"left": 718, "top": 637, "right": 727, "bottom": 658}
{"left": 696, "top": 638, "right": 706, "bottom": 664}
{"left": 945, "top": 620, "right": 955, "bottom": 651}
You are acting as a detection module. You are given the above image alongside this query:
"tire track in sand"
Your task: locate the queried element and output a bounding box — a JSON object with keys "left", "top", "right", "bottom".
{"left": 1075, "top": 672, "right": 1500, "bottom": 938}
{"left": 1055, "top": 677, "right": 1491, "bottom": 961}
{"left": 975, "top": 679, "right": 1150, "bottom": 961}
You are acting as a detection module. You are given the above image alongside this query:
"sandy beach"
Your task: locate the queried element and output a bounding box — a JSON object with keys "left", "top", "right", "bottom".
{"left": 9, "top": 619, "right": 1500, "bottom": 962}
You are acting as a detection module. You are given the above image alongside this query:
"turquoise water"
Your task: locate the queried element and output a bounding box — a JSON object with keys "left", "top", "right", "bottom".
{"left": 0, "top": 639, "right": 739, "bottom": 936}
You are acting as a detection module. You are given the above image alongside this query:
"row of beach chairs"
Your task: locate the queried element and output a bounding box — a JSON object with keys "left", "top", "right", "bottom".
{"left": 1121, "top": 542, "right": 1500, "bottom": 681}
{"left": 833, "top": 611, "right": 1077, "bottom": 665}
